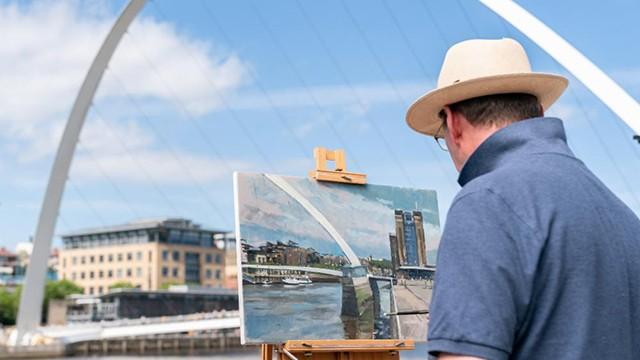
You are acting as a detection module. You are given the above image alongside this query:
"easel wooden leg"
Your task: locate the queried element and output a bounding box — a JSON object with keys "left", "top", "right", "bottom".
{"left": 261, "top": 344, "right": 274, "bottom": 360}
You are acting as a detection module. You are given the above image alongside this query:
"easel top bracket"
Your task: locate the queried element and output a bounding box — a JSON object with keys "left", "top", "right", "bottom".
{"left": 308, "top": 147, "right": 367, "bottom": 185}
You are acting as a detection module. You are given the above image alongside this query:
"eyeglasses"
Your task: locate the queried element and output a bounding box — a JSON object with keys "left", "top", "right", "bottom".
{"left": 433, "top": 113, "right": 448, "bottom": 152}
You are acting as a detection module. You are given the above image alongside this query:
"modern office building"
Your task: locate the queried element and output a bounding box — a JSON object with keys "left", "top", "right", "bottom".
{"left": 389, "top": 210, "right": 428, "bottom": 269}
{"left": 58, "top": 218, "right": 230, "bottom": 295}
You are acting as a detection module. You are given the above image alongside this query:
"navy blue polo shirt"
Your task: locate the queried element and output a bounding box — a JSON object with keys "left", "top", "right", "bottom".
{"left": 427, "top": 117, "right": 640, "bottom": 359}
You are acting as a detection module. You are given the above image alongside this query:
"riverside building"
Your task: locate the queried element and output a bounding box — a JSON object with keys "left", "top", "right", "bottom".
{"left": 58, "top": 218, "right": 230, "bottom": 295}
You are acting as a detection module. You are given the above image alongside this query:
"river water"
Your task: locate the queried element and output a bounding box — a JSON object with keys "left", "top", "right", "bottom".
{"left": 243, "top": 282, "right": 344, "bottom": 342}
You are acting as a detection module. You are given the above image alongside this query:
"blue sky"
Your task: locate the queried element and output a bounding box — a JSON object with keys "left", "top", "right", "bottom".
{"left": 1, "top": 0, "right": 640, "bottom": 252}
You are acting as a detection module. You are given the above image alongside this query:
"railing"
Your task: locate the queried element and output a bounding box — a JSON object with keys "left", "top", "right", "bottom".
{"left": 63, "top": 310, "right": 240, "bottom": 329}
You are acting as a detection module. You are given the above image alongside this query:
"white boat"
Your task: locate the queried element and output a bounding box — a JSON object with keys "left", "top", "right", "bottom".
{"left": 282, "top": 275, "right": 312, "bottom": 285}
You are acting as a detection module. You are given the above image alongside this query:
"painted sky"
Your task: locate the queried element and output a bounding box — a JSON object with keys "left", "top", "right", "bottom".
{"left": 1, "top": 0, "right": 639, "bottom": 250}
{"left": 236, "top": 173, "right": 439, "bottom": 261}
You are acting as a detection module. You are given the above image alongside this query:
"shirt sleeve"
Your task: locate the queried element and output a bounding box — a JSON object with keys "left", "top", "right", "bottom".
{"left": 427, "top": 189, "right": 538, "bottom": 360}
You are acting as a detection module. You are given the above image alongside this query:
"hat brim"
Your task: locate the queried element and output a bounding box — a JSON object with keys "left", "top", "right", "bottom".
{"left": 406, "top": 73, "right": 569, "bottom": 136}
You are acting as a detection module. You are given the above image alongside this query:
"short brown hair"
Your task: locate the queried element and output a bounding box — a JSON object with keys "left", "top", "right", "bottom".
{"left": 442, "top": 93, "right": 543, "bottom": 128}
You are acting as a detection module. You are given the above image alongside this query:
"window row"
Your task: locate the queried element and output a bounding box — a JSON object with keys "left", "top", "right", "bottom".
{"left": 69, "top": 267, "right": 143, "bottom": 280}
{"left": 160, "top": 250, "right": 222, "bottom": 264}
{"left": 66, "top": 251, "right": 152, "bottom": 267}
{"left": 159, "top": 267, "right": 221, "bottom": 280}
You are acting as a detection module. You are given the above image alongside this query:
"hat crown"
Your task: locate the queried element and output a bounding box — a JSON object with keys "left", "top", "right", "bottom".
{"left": 437, "top": 38, "right": 533, "bottom": 88}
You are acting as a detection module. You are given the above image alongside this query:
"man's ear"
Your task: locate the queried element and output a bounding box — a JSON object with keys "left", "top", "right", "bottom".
{"left": 444, "top": 106, "right": 463, "bottom": 143}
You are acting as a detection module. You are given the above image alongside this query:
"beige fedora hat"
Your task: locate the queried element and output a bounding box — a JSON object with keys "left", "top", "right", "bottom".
{"left": 406, "top": 38, "right": 568, "bottom": 136}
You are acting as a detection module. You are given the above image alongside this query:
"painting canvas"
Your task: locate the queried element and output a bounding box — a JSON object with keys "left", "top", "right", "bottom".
{"left": 234, "top": 172, "right": 441, "bottom": 344}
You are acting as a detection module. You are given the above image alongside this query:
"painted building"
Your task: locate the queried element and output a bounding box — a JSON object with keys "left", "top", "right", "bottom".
{"left": 389, "top": 210, "right": 428, "bottom": 270}
{"left": 58, "top": 218, "right": 230, "bottom": 295}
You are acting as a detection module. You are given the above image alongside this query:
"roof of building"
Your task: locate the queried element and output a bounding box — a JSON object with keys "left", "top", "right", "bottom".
{"left": 0, "top": 247, "right": 16, "bottom": 257}
{"left": 60, "top": 217, "right": 228, "bottom": 238}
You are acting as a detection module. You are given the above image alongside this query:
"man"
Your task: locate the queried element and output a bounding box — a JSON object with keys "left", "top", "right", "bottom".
{"left": 406, "top": 38, "right": 640, "bottom": 359}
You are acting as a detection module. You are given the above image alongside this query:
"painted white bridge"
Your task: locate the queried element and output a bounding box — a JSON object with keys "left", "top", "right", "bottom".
{"left": 242, "top": 264, "right": 343, "bottom": 277}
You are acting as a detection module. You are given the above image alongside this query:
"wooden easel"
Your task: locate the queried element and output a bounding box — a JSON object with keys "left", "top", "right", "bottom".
{"left": 259, "top": 148, "right": 415, "bottom": 360}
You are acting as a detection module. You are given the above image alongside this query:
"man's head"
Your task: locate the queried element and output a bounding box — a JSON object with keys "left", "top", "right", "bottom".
{"left": 406, "top": 38, "right": 568, "bottom": 172}
{"left": 436, "top": 93, "right": 543, "bottom": 171}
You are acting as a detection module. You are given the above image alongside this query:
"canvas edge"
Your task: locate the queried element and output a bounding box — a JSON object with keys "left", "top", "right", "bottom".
{"left": 233, "top": 171, "right": 247, "bottom": 345}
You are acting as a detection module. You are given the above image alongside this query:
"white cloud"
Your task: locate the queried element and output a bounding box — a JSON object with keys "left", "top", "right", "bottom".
{"left": 0, "top": 1, "right": 249, "bottom": 163}
{"left": 69, "top": 117, "right": 252, "bottom": 184}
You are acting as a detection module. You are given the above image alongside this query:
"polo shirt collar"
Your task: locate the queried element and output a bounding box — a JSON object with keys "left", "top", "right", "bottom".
{"left": 458, "top": 117, "right": 573, "bottom": 187}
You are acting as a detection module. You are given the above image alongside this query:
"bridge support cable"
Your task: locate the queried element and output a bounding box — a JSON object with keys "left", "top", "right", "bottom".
{"left": 73, "top": 141, "right": 143, "bottom": 219}
{"left": 378, "top": 0, "right": 463, "bottom": 190}
{"left": 242, "top": 0, "right": 365, "bottom": 172}
{"left": 90, "top": 105, "right": 183, "bottom": 217}
{"left": 121, "top": 32, "right": 247, "bottom": 174}
{"left": 294, "top": 0, "right": 420, "bottom": 188}
{"left": 149, "top": 0, "right": 284, "bottom": 174}
{"left": 105, "top": 70, "right": 231, "bottom": 225}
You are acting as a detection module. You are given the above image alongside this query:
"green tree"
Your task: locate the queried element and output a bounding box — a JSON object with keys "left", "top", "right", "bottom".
{"left": 0, "top": 286, "right": 20, "bottom": 325}
{"left": 43, "top": 280, "right": 83, "bottom": 322}
{"left": 159, "top": 281, "right": 183, "bottom": 289}
{"left": 108, "top": 281, "right": 135, "bottom": 290}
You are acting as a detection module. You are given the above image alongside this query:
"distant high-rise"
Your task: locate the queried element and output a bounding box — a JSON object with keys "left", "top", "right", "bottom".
{"left": 389, "top": 210, "right": 427, "bottom": 271}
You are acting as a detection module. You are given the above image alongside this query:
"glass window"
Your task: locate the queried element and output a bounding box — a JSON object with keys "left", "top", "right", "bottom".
{"left": 72, "top": 256, "right": 77, "bottom": 265}
{"left": 172, "top": 268, "right": 178, "bottom": 277}
{"left": 62, "top": 258, "right": 66, "bottom": 268}
{"left": 215, "top": 254, "right": 222, "bottom": 264}
{"left": 168, "top": 230, "right": 182, "bottom": 243}
{"left": 136, "top": 267, "right": 142, "bottom": 277}
{"left": 89, "top": 271, "right": 94, "bottom": 279}
{"left": 148, "top": 251, "right": 152, "bottom": 261}
{"left": 126, "top": 268, "right": 132, "bottom": 277}
{"left": 98, "top": 271, "right": 103, "bottom": 278}
{"left": 81, "top": 256, "right": 86, "bottom": 265}
{"left": 206, "top": 254, "right": 212, "bottom": 263}
{"left": 127, "top": 253, "right": 132, "bottom": 261}
{"left": 162, "top": 267, "right": 169, "bottom": 277}
{"left": 90, "top": 256, "right": 95, "bottom": 263}
{"left": 136, "top": 252, "right": 142, "bottom": 261}
{"left": 98, "top": 286, "right": 103, "bottom": 294}
{"left": 108, "top": 270, "right": 113, "bottom": 278}
{"left": 89, "top": 287, "right": 94, "bottom": 295}
{"left": 117, "top": 253, "right": 123, "bottom": 262}
{"left": 80, "top": 272, "right": 85, "bottom": 279}
{"left": 71, "top": 272, "right": 76, "bottom": 280}
{"left": 108, "top": 254, "right": 113, "bottom": 262}
{"left": 206, "top": 269, "right": 212, "bottom": 279}
{"left": 117, "top": 269, "right": 123, "bottom": 278}
{"left": 172, "top": 251, "right": 180, "bottom": 261}
{"left": 162, "top": 250, "right": 169, "bottom": 261}
{"left": 99, "top": 255, "right": 103, "bottom": 263}
{"left": 215, "top": 270, "right": 221, "bottom": 280}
